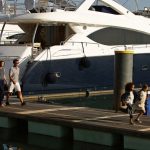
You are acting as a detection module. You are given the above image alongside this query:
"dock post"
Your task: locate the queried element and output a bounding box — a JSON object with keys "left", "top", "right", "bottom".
{"left": 114, "top": 50, "right": 134, "bottom": 112}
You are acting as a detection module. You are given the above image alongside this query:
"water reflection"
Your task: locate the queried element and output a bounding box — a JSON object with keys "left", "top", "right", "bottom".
{"left": 0, "top": 127, "right": 122, "bottom": 150}
{"left": 3, "top": 144, "right": 21, "bottom": 150}
{"left": 39, "top": 94, "right": 114, "bottom": 110}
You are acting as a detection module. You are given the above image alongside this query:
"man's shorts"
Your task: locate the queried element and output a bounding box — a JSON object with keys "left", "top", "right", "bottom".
{"left": 8, "top": 82, "right": 21, "bottom": 93}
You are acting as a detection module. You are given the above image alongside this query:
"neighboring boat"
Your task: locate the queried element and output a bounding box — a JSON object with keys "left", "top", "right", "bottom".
{"left": 134, "top": 7, "right": 150, "bottom": 18}
{"left": 0, "top": 0, "right": 150, "bottom": 95}
{"left": 0, "top": 23, "right": 24, "bottom": 44}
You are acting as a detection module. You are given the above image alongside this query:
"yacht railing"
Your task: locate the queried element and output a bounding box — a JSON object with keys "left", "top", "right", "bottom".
{"left": 0, "top": 40, "right": 16, "bottom": 44}
{"left": 61, "top": 41, "right": 101, "bottom": 47}
{"left": 0, "top": 0, "right": 26, "bottom": 15}
{"left": 0, "top": 55, "right": 19, "bottom": 60}
{"left": 111, "top": 44, "right": 150, "bottom": 50}
{"left": 0, "top": 0, "right": 79, "bottom": 16}
{"left": 61, "top": 41, "right": 150, "bottom": 53}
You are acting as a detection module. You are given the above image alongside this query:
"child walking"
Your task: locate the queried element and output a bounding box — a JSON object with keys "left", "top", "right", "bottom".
{"left": 133, "top": 84, "right": 148, "bottom": 123}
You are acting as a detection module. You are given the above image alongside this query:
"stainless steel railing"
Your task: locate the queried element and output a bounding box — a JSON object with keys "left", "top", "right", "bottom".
{"left": 0, "top": 0, "right": 80, "bottom": 16}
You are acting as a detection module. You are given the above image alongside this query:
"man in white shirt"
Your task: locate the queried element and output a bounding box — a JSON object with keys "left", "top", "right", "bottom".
{"left": 6, "top": 59, "right": 25, "bottom": 106}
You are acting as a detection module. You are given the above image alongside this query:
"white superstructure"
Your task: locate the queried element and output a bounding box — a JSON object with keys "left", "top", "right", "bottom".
{"left": 0, "top": 0, "right": 149, "bottom": 94}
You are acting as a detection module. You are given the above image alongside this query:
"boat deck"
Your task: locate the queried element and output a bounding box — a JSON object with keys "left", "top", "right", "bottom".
{"left": 0, "top": 100, "right": 150, "bottom": 149}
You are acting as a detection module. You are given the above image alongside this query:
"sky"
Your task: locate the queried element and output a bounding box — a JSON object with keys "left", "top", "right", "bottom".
{"left": 115, "top": 0, "right": 150, "bottom": 11}
{"left": 77, "top": 0, "right": 150, "bottom": 11}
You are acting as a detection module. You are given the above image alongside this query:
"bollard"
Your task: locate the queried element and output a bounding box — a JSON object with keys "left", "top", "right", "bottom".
{"left": 114, "top": 50, "right": 134, "bottom": 112}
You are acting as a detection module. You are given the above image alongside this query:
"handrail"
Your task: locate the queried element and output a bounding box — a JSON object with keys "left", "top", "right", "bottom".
{"left": 0, "top": 22, "right": 6, "bottom": 42}
{"left": 61, "top": 41, "right": 150, "bottom": 51}
{"left": 0, "top": 55, "right": 20, "bottom": 60}
{"left": 0, "top": 42, "right": 33, "bottom": 46}
{"left": 61, "top": 41, "right": 100, "bottom": 47}
{"left": 1, "top": 0, "right": 26, "bottom": 15}
{"left": 0, "top": 0, "right": 80, "bottom": 16}
{"left": 111, "top": 44, "right": 150, "bottom": 50}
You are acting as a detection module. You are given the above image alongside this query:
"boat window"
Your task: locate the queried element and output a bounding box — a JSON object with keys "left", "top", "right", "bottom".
{"left": 6, "top": 33, "right": 25, "bottom": 40}
{"left": 88, "top": 27, "right": 150, "bottom": 45}
{"left": 89, "top": 5, "right": 119, "bottom": 15}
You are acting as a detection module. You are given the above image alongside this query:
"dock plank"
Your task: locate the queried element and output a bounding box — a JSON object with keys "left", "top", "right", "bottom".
{"left": 0, "top": 101, "right": 150, "bottom": 138}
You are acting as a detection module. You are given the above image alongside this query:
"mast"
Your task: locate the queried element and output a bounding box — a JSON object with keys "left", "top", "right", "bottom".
{"left": 134, "top": 0, "right": 139, "bottom": 11}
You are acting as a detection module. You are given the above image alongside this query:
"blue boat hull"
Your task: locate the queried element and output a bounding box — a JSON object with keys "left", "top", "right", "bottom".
{"left": 22, "top": 53, "right": 150, "bottom": 94}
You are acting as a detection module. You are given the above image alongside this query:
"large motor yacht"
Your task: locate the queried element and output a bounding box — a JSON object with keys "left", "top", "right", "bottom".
{"left": 0, "top": 0, "right": 150, "bottom": 95}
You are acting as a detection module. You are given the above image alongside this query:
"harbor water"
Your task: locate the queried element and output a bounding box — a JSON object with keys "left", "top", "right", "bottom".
{"left": 0, "top": 127, "right": 123, "bottom": 150}
{"left": 38, "top": 93, "right": 114, "bottom": 110}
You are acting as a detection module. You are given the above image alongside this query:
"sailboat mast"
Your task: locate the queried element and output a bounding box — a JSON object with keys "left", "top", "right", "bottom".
{"left": 134, "top": 0, "right": 139, "bottom": 11}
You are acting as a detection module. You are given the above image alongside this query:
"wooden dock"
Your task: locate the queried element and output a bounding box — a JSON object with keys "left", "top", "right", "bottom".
{"left": 0, "top": 100, "right": 150, "bottom": 150}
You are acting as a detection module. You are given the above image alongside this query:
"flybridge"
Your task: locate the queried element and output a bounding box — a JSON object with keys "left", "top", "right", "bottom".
{"left": 0, "top": 0, "right": 78, "bottom": 15}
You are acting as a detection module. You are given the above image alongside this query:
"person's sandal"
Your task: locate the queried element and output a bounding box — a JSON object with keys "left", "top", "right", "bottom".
{"left": 0, "top": 103, "right": 5, "bottom": 107}
{"left": 129, "top": 119, "right": 135, "bottom": 125}
{"left": 135, "top": 119, "right": 142, "bottom": 124}
{"left": 21, "top": 102, "right": 26, "bottom": 106}
{"left": 5, "top": 101, "right": 10, "bottom": 106}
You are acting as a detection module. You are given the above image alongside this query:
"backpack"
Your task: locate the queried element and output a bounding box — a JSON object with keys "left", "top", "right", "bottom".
{"left": 121, "top": 92, "right": 130, "bottom": 106}
{"left": 133, "top": 90, "right": 140, "bottom": 103}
